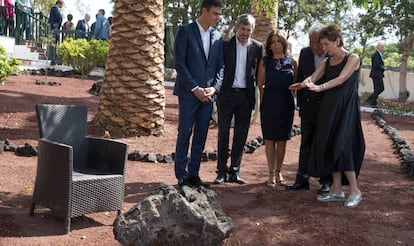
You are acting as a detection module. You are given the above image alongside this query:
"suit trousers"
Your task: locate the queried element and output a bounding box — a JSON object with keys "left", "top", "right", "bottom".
{"left": 367, "top": 77, "right": 384, "bottom": 105}
{"left": 298, "top": 115, "right": 332, "bottom": 185}
{"left": 216, "top": 89, "right": 252, "bottom": 174}
{"left": 174, "top": 97, "right": 213, "bottom": 180}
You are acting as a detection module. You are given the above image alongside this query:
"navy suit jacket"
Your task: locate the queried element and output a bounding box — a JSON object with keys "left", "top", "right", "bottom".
{"left": 75, "top": 19, "right": 88, "bottom": 39}
{"left": 297, "top": 46, "right": 325, "bottom": 120}
{"left": 173, "top": 22, "right": 223, "bottom": 98}
{"left": 49, "top": 5, "right": 62, "bottom": 30}
{"left": 217, "top": 36, "right": 263, "bottom": 110}
{"left": 369, "top": 50, "right": 385, "bottom": 79}
{"left": 76, "top": 19, "right": 87, "bottom": 32}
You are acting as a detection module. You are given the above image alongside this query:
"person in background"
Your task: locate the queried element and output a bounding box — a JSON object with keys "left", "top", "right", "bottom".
{"left": 3, "top": 0, "right": 15, "bottom": 36}
{"left": 214, "top": 13, "right": 263, "bottom": 185}
{"left": 90, "top": 14, "right": 97, "bottom": 35}
{"left": 49, "top": 0, "right": 64, "bottom": 43}
{"left": 75, "top": 14, "right": 90, "bottom": 39}
{"left": 15, "top": 0, "right": 33, "bottom": 40}
{"left": 365, "top": 42, "right": 385, "bottom": 108}
{"left": 173, "top": 0, "right": 224, "bottom": 188}
{"left": 62, "top": 13, "right": 74, "bottom": 40}
{"left": 285, "top": 23, "right": 332, "bottom": 193}
{"left": 290, "top": 24, "right": 365, "bottom": 208}
{"left": 107, "top": 16, "right": 113, "bottom": 41}
{"left": 257, "top": 30, "right": 297, "bottom": 187}
{"left": 92, "top": 9, "right": 109, "bottom": 41}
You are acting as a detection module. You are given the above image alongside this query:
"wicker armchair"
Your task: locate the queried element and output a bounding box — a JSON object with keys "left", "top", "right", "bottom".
{"left": 29, "top": 104, "right": 128, "bottom": 234}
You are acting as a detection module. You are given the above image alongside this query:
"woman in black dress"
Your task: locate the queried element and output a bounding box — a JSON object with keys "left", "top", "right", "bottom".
{"left": 258, "top": 30, "right": 298, "bottom": 187}
{"left": 290, "top": 24, "right": 365, "bottom": 207}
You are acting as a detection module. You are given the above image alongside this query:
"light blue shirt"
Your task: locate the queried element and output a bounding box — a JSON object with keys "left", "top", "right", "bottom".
{"left": 93, "top": 15, "right": 109, "bottom": 40}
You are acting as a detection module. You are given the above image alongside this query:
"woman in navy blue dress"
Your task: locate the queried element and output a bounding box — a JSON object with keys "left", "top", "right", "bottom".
{"left": 257, "top": 30, "right": 298, "bottom": 187}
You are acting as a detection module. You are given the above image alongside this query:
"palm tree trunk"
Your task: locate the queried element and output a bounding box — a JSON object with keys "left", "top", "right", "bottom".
{"left": 398, "top": 30, "right": 413, "bottom": 101}
{"left": 94, "top": 0, "right": 166, "bottom": 137}
{"left": 251, "top": 2, "right": 278, "bottom": 43}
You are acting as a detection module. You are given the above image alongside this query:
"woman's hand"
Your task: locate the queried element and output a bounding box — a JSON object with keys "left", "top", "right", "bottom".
{"left": 288, "top": 83, "right": 302, "bottom": 90}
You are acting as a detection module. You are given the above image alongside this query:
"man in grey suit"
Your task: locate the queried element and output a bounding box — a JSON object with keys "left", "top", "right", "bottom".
{"left": 173, "top": 0, "right": 224, "bottom": 188}
{"left": 365, "top": 42, "right": 385, "bottom": 108}
{"left": 214, "top": 14, "right": 263, "bottom": 184}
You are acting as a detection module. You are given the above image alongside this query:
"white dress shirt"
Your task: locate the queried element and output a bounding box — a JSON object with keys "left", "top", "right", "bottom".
{"left": 196, "top": 19, "right": 211, "bottom": 59}
{"left": 232, "top": 38, "right": 251, "bottom": 88}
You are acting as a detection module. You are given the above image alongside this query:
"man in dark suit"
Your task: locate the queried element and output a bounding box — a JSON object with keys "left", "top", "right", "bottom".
{"left": 75, "top": 14, "right": 90, "bottom": 39}
{"left": 286, "top": 23, "right": 332, "bottom": 193}
{"left": 173, "top": 0, "right": 224, "bottom": 188}
{"left": 214, "top": 14, "right": 263, "bottom": 184}
{"left": 48, "top": 0, "right": 63, "bottom": 43}
{"left": 365, "top": 42, "right": 385, "bottom": 108}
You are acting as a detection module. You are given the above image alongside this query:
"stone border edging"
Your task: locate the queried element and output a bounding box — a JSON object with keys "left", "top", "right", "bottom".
{"left": 371, "top": 110, "right": 414, "bottom": 179}
{"left": 127, "top": 125, "right": 301, "bottom": 163}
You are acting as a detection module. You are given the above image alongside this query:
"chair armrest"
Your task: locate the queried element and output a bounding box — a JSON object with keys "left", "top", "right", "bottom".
{"left": 86, "top": 137, "right": 128, "bottom": 174}
{"left": 35, "top": 138, "right": 73, "bottom": 203}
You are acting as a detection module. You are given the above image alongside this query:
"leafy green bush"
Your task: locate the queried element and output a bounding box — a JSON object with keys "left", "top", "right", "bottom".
{"left": 58, "top": 38, "right": 109, "bottom": 75}
{"left": 0, "top": 45, "right": 20, "bottom": 85}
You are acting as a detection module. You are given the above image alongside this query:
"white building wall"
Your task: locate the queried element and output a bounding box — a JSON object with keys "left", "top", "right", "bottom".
{"left": 359, "top": 68, "right": 414, "bottom": 100}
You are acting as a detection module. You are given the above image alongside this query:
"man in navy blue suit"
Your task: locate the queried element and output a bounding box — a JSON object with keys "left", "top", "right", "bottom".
{"left": 173, "top": 0, "right": 224, "bottom": 188}
{"left": 48, "top": 0, "right": 63, "bottom": 44}
{"left": 75, "top": 14, "right": 90, "bottom": 39}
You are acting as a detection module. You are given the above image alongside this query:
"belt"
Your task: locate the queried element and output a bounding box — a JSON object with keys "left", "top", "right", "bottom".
{"left": 231, "top": 87, "right": 246, "bottom": 92}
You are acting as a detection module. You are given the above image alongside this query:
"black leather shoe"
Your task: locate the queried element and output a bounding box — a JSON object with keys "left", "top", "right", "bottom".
{"left": 188, "top": 176, "right": 210, "bottom": 189}
{"left": 318, "top": 183, "right": 331, "bottom": 194}
{"left": 178, "top": 178, "right": 191, "bottom": 187}
{"left": 285, "top": 182, "right": 310, "bottom": 190}
{"left": 228, "top": 172, "right": 246, "bottom": 184}
{"left": 214, "top": 173, "right": 227, "bottom": 184}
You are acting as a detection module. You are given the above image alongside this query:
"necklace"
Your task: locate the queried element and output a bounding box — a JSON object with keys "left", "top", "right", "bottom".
{"left": 275, "top": 58, "right": 282, "bottom": 70}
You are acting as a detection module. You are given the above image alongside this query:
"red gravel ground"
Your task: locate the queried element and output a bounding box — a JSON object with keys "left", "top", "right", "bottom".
{"left": 0, "top": 74, "right": 414, "bottom": 245}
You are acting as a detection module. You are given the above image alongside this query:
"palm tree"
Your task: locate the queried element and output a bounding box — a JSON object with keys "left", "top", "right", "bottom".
{"left": 251, "top": 1, "right": 278, "bottom": 43}
{"left": 93, "top": 0, "right": 166, "bottom": 137}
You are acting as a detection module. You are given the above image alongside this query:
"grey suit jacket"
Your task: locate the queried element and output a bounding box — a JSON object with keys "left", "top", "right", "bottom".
{"left": 217, "top": 36, "right": 263, "bottom": 110}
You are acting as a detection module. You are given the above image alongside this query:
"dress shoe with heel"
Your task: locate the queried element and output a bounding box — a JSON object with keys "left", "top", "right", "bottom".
{"left": 316, "top": 192, "right": 345, "bottom": 202}
{"left": 228, "top": 172, "right": 246, "bottom": 184}
{"left": 275, "top": 170, "right": 286, "bottom": 186}
{"left": 344, "top": 193, "right": 362, "bottom": 208}
{"left": 267, "top": 171, "right": 276, "bottom": 187}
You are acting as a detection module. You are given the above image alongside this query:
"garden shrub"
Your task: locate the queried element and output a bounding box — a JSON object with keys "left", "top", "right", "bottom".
{"left": 58, "top": 38, "right": 109, "bottom": 75}
{"left": 0, "top": 45, "right": 20, "bottom": 85}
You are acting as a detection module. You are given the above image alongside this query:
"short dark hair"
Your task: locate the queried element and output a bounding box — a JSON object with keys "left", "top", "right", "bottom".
{"left": 319, "top": 24, "right": 343, "bottom": 47}
{"left": 201, "top": 0, "right": 223, "bottom": 11}
{"left": 99, "top": 9, "right": 105, "bottom": 16}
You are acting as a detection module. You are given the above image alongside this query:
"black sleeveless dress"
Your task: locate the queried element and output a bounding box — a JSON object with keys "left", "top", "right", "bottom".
{"left": 307, "top": 54, "right": 365, "bottom": 179}
{"left": 260, "top": 56, "right": 295, "bottom": 141}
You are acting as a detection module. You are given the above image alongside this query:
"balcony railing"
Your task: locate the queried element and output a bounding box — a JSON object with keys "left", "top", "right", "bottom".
{"left": 0, "top": 6, "right": 90, "bottom": 62}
